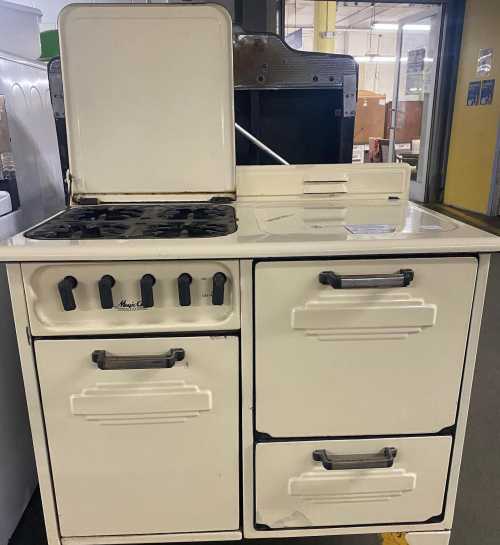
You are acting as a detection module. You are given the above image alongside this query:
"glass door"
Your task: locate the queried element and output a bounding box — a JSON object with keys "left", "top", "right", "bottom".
{"left": 389, "top": 8, "right": 442, "bottom": 201}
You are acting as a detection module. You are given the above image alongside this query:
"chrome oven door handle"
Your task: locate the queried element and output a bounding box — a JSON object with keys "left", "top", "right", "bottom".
{"left": 91, "top": 349, "right": 185, "bottom": 370}
{"left": 319, "top": 269, "right": 414, "bottom": 289}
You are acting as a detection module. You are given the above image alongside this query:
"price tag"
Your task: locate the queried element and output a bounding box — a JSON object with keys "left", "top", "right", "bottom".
{"left": 345, "top": 224, "right": 396, "bottom": 234}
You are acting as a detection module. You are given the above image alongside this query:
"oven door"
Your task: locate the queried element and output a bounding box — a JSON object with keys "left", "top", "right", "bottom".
{"left": 35, "top": 336, "right": 239, "bottom": 537}
{"left": 255, "top": 257, "right": 477, "bottom": 437}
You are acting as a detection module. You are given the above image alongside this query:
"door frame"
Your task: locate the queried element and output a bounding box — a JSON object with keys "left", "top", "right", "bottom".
{"left": 388, "top": 9, "right": 443, "bottom": 202}
{"left": 487, "top": 121, "right": 500, "bottom": 216}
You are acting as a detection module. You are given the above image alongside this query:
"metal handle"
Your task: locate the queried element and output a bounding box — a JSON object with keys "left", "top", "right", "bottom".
{"left": 319, "top": 269, "right": 414, "bottom": 289}
{"left": 312, "top": 447, "right": 397, "bottom": 471}
{"left": 92, "top": 348, "right": 185, "bottom": 370}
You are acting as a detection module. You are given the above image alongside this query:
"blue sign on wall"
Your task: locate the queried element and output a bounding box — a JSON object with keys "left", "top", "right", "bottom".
{"left": 466, "top": 81, "right": 481, "bottom": 106}
{"left": 480, "top": 79, "right": 495, "bottom": 105}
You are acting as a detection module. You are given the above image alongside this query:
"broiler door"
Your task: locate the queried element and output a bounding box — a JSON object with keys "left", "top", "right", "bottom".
{"left": 254, "top": 257, "right": 477, "bottom": 437}
{"left": 35, "top": 336, "right": 239, "bottom": 537}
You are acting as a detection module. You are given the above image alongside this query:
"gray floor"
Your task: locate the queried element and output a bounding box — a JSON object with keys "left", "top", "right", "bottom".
{"left": 8, "top": 256, "right": 500, "bottom": 545}
{"left": 450, "top": 253, "right": 500, "bottom": 545}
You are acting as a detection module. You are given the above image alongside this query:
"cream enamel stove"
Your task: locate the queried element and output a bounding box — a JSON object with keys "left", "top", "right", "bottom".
{"left": 0, "top": 4, "right": 499, "bottom": 545}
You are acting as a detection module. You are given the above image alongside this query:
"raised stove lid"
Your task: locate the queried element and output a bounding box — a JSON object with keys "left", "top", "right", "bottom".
{"left": 59, "top": 4, "right": 235, "bottom": 199}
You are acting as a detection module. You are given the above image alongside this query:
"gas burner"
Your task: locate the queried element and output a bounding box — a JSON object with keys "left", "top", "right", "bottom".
{"left": 24, "top": 203, "right": 237, "bottom": 240}
{"left": 65, "top": 207, "right": 145, "bottom": 222}
{"left": 30, "top": 222, "right": 131, "bottom": 240}
{"left": 158, "top": 205, "right": 233, "bottom": 222}
{"left": 141, "top": 222, "right": 230, "bottom": 238}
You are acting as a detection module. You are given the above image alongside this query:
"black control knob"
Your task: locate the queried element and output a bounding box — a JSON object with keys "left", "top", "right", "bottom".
{"left": 98, "top": 275, "right": 115, "bottom": 309}
{"left": 212, "top": 272, "right": 227, "bottom": 305}
{"left": 177, "top": 273, "right": 192, "bottom": 306}
{"left": 140, "top": 274, "right": 156, "bottom": 308}
{"left": 58, "top": 276, "right": 78, "bottom": 311}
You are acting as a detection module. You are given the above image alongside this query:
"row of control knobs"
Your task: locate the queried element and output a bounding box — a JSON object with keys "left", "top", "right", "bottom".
{"left": 57, "top": 273, "right": 228, "bottom": 311}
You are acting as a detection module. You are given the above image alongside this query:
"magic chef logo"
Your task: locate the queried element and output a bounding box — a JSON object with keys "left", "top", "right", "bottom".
{"left": 114, "top": 299, "right": 145, "bottom": 311}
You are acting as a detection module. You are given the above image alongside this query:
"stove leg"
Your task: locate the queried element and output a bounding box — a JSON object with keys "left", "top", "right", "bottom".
{"left": 380, "top": 532, "right": 451, "bottom": 545}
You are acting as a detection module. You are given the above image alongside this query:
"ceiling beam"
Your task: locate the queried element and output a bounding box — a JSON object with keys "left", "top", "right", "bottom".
{"left": 337, "top": 6, "right": 394, "bottom": 27}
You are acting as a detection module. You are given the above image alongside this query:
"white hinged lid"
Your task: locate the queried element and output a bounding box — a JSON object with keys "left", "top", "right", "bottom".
{"left": 59, "top": 3, "right": 235, "bottom": 199}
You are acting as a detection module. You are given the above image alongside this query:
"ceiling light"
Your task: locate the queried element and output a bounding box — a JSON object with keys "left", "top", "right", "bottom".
{"left": 400, "top": 57, "right": 435, "bottom": 63}
{"left": 354, "top": 56, "right": 396, "bottom": 63}
{"left": 354, "top": 56, "right": 435, "bottom": 64}
{"left": 371, "top": 23, "right": 432, "bottom": 32}
{"left": 371, "top": 23, "right": 398, "bottom": 30}
{"left": 403, "top": 24, "right": 431, "bottom": 31}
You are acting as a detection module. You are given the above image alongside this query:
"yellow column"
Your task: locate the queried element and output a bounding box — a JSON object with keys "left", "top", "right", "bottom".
{"left": 313, "top": 1, "right": 336, "bottom": 53}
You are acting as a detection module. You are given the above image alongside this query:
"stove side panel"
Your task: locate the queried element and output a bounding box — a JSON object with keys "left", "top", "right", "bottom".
{"left": 6, "top": 263, "right": 61, "bottom": 545}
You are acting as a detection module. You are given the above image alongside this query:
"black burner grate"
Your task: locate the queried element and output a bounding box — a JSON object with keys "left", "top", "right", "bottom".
{"left": 24, "top": 204, "right": 238, "bottom": 240}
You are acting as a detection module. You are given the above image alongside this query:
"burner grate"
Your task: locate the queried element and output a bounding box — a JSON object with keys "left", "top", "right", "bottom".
{"left": 24, "top": 204, "right": 238, "bottom": 240}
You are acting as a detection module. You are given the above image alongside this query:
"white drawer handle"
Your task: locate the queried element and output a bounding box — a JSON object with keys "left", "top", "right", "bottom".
{"left": 312, "top": 447, "right": 397, "bottom": 470}
{"left": 319, "top": 269, "right": 414, "bottom": 289}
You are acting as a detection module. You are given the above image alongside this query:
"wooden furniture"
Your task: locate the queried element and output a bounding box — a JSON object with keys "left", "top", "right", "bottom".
{"left": 354, "top": 90, "right": 386, "bottom": 145}
{"left": 385, "top": 100, "right": 423, "bottom": 143}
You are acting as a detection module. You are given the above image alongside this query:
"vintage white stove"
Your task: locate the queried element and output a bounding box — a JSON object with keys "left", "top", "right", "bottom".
{"left": 0, "top": 4, "right": 499, "bottom": 545}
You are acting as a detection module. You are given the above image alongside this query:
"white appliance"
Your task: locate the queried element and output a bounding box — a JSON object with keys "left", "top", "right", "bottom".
{"left": 0, "top": 57, "right": 65, "bottom": 236}
{"left": 0, "top": 191, "right": 12, "bottom": 216}
{"left": 0, "top": 0, "right": 42, "bottom": 59}
{"left": 0, "top": 5, "right": 498, "bottom": 545}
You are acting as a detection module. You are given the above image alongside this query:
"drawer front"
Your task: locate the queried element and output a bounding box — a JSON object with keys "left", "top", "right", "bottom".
{"left": 256, "top": 437, "right": 451, "bottom": 528}
{"left": 35, "top": 336, "right": 239, "bottom": 537}
{"left": 255, "top": 257, "right": 477, "bottom": 437}
{"left": 22, "top": 260, "right": 239, "bottom": 336}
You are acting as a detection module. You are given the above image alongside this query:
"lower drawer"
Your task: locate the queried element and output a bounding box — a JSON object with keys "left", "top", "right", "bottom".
{"left": 255, "top": 436, "right": 451, "bottom": 529}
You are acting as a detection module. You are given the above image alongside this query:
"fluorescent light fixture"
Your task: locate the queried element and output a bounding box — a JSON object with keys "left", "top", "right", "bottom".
{"left": 371, "top": 23, "right": 398, "bottom": 30}
{"left": 354, "top": 56, "right": 396, "bottom": 63}
{"left": 354, "top": 56, "right": 434, "bottom": 64}
{"left": 376, "top": 56, "right": 397, "bottom": 63}
{"left": 403, "top": 23, "right": 431, "bottom": 31}
{"left": 400, "top": 57, "right": 435, "bottom": 63}
{"left": 371, "top": 23, "right": 431, "bottom": 31}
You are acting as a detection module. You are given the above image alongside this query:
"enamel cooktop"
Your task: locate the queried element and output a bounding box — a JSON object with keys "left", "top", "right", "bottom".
{"left": 24, "top": 204, "right": 237, "bottom": 240}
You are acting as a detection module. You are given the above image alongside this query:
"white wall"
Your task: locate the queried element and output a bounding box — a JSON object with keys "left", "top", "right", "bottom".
{"left": 20, "top": 0, "right": 235, "bottom": 31}
{"left": 20, "top": 0, "right": 142, "bottom": 31}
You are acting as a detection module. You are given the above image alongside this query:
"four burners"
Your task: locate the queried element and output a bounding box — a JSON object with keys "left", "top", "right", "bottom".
{"left": 24, "top": 204, "right": 238, "bottom": 240}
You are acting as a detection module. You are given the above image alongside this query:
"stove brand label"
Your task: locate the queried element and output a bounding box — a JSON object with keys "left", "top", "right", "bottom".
{"left": 115, "top": 299, "right": 145, "bottom": 311}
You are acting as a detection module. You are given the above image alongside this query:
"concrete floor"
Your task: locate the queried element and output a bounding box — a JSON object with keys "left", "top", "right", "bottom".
{"left": 449, "top": 253, "right": 500, "bottom": 545}
{"left": 8, "top": 256, "right": 500, "bottom": 545}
